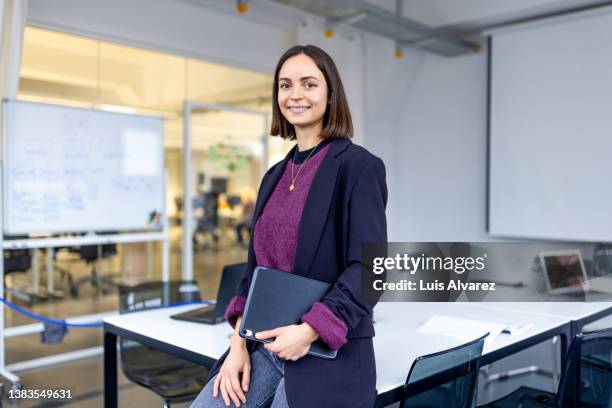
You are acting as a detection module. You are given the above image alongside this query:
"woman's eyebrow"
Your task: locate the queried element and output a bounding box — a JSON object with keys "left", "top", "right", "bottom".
{"left": 279, "top": 76, "right": 320, "bottom": 82}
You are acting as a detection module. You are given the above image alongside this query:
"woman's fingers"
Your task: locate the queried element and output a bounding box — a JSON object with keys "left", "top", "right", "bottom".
{"left": 224, "top": 373, "right": 242, "bottom": 407}
{"left": 255, "top": 327, "right": 281, "bottom": 340}
{"left": 213, "top": 374, "right": 221, "bottom": 398}
{"left": 220, "top": 375, "right": 231, "bottom": 407}
{"left": 230, "top": 373, "right": 246, "bottom": 404}
{"left": 241, "top": 362, "right": 251, "bottom": 392}
{"left": 263, "top": 341, "right": 279, "bottom": 353}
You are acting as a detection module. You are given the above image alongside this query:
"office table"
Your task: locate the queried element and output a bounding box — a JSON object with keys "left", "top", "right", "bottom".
{"left": 476, "top": 302, "right": 612, "bottom": 337}
{"left": 104, "top": 302, "right": 570, "bottom": 407}
{"left": 371, "top": 303, "right": 571, "bottom": 406}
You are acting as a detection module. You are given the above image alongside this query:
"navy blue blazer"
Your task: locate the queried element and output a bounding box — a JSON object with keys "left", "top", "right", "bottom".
{"left": 209, "top": 138, "right": 388, "bottom": 408}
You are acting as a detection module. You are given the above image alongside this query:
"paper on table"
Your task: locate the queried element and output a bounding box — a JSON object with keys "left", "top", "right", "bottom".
{"left": 417, "top": 315, "right": 507, "bottom": 347}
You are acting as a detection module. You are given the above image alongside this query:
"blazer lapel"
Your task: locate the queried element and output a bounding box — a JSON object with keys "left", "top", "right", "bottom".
{"left": 293, "top": 139, "right": 351, "bottom": 277}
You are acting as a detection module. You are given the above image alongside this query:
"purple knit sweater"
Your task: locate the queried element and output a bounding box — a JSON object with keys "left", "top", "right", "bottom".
{"left": 225, "top": 143, "right": 348, "bottom": 350}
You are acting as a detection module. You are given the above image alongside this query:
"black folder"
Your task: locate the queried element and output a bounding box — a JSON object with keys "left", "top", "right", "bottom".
{"left": 239, "top": 267, "right": 338, "bottom": 359}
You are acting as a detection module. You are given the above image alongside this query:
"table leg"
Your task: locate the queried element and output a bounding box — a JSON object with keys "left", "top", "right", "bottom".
{"left": 146, "top": 241, "right": 153, "bottom": 279}
{"left": 104, "top": 331, "right": 118, "bottom": 408}
{"left": 32, "top": 249, "right": 40, "bottom": 293}
{"left": 46, "top": 248, "right": 54, "bottom": 293}
{"left": 558, "top": 325, "right": 572, "bottom": 376}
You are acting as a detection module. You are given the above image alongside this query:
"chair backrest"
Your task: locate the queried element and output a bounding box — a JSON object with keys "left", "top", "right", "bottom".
{"left": 78, "top": 243, "right": 117, "bottom": 262}
{"left": 202, "top": 193, "right": 218, "bottom": 218}
{"left": 118, "top": 280, "right": 201, "bottom": 315}
{"left": 556, "top": 328, "right": 612, "bottom": 408}
{"left": 401, "top": 334, "right": 487, "bottom": 408}
{"left": 3, "top": 249, "right": 32, "bottom": 274}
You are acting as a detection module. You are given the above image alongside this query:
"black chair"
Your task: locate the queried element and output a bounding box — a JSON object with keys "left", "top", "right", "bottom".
{"left": 400, "top": 333, "right": 488, "bottom": 408}
{"left": 3, "top": 249, "right": 34, "bottom": 304}
{"left": 194, "top": 192, "right": 220, "bottom": 248}
{"left": 72, "top": 241, "right": 118, "bottom": 297}
{"left": 118, "top": 281, "right": 210, "bottom": 407}
{"left": 480, "top": 328, "right": 612, "bottom": 408}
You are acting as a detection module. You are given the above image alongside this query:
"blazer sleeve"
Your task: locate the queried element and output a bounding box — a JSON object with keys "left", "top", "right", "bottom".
{"left": 223, "top": 163, "right": 280, "bottom": 328}
{"left": 306, "top": 157, "right": 388, "bottom": 345}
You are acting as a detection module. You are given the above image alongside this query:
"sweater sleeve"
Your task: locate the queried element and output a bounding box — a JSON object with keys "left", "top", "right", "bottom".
{"left": 224, "top": 295, "right": 247, "bottom": 329}
{"left": 301, "top": 302, "right": 348, "bottom": 350}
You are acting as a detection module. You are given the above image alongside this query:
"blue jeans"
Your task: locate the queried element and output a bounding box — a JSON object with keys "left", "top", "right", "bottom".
{"left": 191, "top": 343, "right": 288, "bottom": 408}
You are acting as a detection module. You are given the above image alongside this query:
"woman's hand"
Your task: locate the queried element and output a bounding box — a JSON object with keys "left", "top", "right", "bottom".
{"left": 214, "top": 332, "right": 250, "bottom": 407}
{"left": 255, "top": 323, "right": 319, "bottom": 361}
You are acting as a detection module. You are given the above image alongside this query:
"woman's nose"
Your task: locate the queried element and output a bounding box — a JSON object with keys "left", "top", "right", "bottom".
{"left": 290, "top": 88, "right": 303, "bottom": 100}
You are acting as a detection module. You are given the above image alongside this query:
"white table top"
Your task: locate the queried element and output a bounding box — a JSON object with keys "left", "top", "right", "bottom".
{"left": 105, "top": 302, "right": 569, "bottom": 396}
{"left": 483, "top": 279, "right": 612, "bottom": 300}
{"left": 371, "top": 303, "right": 568, "bottom": 393}
{"left": 105, "top": 305, "right": 234, "bottom": 360}
{"left": 474, "top": 302, "right": 612, "bottom": 322}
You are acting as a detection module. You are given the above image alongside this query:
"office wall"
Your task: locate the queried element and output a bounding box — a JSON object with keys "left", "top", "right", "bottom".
{"left": 364, "top": 35, "right": 490, "bottom": 241}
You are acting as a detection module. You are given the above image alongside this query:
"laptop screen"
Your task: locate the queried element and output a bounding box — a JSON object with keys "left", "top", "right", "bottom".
{"left": 541, "top": 251, "right": 587, "bottom": 291}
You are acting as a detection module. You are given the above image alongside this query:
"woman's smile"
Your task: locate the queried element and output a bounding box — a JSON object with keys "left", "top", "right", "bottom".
{"left": 288, "top": 105, "right": 310, "bottom": 114}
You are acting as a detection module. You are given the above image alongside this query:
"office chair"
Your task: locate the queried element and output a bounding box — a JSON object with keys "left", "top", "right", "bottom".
{"left": 3, "top": 248, "right": 34, "bottom": 304}
{"left": 400, "top": 333, "right": 488, "bottom": 408}
{"left": 479, "top": 327, "right": 612, "bottom": 408}
{"left": 118, "top": 281, "right": 210, "bottom": 408}
{"left": 193, "top": 192, "right": 220, "bottom": 249}
{"left": 72, "top": 242, "right": 118, "bottom": 297}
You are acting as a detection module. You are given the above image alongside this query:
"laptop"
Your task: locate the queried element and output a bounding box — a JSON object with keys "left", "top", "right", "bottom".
{"left": 171, "top": 263, "right": 245, "bottom": 324}
{"left": 239, "top": 266, "right": 338, "bottom": 359}
{"left": 540, "top": 250, "right": 604, "bottom": 297}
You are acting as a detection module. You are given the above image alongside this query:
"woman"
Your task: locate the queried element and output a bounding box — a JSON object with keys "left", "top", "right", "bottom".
{"left": 192, "top": 44, "right": 387, "bottom": 408}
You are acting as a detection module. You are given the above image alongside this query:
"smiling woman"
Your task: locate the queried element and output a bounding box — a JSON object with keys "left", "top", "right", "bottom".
{"left": 191, "top": 45, "right": 387, "bottom": 408}
{"left": 277, "top": 54, "right": 328, "bottom": 129}
{"left": 271, "top": 46, "right": 353, "bottom": 145}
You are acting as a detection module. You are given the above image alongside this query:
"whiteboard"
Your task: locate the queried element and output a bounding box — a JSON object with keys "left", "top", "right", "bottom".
{"left": 488, "top": 9, "right": 612, "bottom": 242}
{"left": 2, "top": 100, "right": 165, "bottom": 234}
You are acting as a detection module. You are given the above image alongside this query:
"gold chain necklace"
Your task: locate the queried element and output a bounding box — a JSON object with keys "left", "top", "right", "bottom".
{"left": 289, "top": 140, "right": 323, "bottom": 191}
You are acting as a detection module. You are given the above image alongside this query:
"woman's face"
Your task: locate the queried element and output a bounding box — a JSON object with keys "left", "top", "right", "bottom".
{"left": 277, "top": 53, "right": 328, "bottom": 133}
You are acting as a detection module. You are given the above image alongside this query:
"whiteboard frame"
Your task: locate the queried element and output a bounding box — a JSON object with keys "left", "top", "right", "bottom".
{"left": 2, "top": 99, "right": 166, "bottom": 235}
{"left": 182, "top": 100, "right": 269, "bottom": 281}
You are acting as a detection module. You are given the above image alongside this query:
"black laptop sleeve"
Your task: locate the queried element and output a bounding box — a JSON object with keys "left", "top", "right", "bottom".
{"left": 239, "top": 266, "right": 337, "bottom": 359}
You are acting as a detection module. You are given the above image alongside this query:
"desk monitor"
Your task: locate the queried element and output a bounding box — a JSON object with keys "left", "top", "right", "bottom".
{"left": 210, "top": 177, "right": 228, "bottom": 194}
{"left": 540, "top": 250, "right": 589, "bottom": 295}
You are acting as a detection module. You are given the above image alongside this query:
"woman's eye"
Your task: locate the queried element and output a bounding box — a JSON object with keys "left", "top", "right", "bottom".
{"left": 304, "top": 82, "right": 316, "bottom": 89}
{"left": 279, "top": 82, "right": 290, "bottom": 89}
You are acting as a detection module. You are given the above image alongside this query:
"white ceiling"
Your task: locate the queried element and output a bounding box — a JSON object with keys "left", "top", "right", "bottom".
{"left": 375, "top": 0, "right": 611, "bottom": 28}
{"left": 190, "top": 0, "right": 612, "bottom": 34}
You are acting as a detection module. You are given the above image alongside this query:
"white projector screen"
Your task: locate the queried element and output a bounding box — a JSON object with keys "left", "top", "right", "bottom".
{"left": 488, "top": 8, "right": 612, "bottom": 242}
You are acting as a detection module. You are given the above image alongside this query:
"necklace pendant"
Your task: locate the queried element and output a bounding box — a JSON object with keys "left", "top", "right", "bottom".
{"left": 289, "top": 183, "right": 295, "bottom": 191}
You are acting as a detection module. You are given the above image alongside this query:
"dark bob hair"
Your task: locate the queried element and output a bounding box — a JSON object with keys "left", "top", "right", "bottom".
{"left": 270, "top": 45, "right": 353, "bottom": 140}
